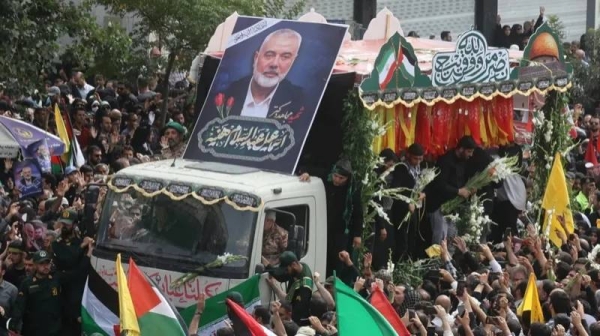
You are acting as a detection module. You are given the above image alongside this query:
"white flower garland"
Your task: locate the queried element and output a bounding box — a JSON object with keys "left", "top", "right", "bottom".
{"left": 447, "top": 194, "right": 494, "bottom": 245}
{"left": 589, "top": 245, "right": 600, "bottom": 270}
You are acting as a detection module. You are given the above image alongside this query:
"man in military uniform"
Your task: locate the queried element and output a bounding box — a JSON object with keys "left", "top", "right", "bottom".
{"left": 51, "top": 209, "right": 90, "bottom": 336}
{"left": 10, "top": 246, "right": 92, "bottom": 336}
{"left": 154, "top": 121, "right": 186, "bottom": 160}
{"left": 270, "top": 251, "right": 313, "bottom": 326}
{"left": 261, "top": 211, "right": 288, "bottom": 266}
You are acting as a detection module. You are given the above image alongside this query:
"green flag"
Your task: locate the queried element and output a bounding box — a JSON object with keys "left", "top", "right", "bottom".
{"left": 334, "top": 278, "right": 398, "bottom": 336}
{"left": 180, "top": 275, "right": 261, "bottom": 334}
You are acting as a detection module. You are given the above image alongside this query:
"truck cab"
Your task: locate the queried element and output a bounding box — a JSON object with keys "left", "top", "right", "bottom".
{"left": 90, "top": 159, "right": 327, "bottom": 308}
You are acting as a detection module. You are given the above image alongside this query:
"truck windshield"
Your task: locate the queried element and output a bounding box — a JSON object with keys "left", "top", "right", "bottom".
{"left": 96, "top": 189, "right": 257, "bottom": 273}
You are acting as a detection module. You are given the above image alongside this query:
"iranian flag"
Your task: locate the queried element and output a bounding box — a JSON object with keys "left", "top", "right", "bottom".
{"left": 81, "top": 267, "right": 119, "bottom": 336}
{"left": 375, "top": 43, "right": 399, "bottom": 90}
{"left": 127, "top": 258, "right": 188, "bottom": 336}
{"left": 180, "top": 275, "right": 262, "bottom": 335}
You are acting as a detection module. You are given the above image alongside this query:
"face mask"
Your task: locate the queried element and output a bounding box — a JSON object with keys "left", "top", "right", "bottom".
{"left": 92, "top": 106, "right": 98, "bottom": 113}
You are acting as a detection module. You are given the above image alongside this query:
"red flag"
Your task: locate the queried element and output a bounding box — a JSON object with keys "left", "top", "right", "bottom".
{"left": 369, "top": 287, "right": 411, "bottom": 336}
{"left": 225, "top": 299, "right": 276, "bottom": 336}
{"left": 585, "top": 138, "right": 599, "bottom": 165}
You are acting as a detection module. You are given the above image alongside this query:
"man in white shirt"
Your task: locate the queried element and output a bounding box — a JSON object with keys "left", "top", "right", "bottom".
{"left": 73, "top": 72, "right": 94, "bottom": 99}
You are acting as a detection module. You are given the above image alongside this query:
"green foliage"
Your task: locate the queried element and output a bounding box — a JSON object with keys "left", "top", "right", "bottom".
{"left": 1, "top": 0, "right": 69, "bottom": 93}
{"left": 94, "top": 0, "right": 306, "bottom": 122}
{"left": 546, "top": 15, "right": 566, "bottom": 43}
{"left": 341, "top": 90, "right": 387, "bottom": 261}
{"left": 62, "top": 19, "right": 135, "bottom": 81}
{"left": 393, "top": 258, "right": 441, "bottom": 289}
{"left": 0, "top": 0, "right": 140, "bottom": 95}
{"left": 572, "top": 29, "right": 600, "bottom": 107}
{"left": 529, "top": 91, "right": 574, "bottom": 223}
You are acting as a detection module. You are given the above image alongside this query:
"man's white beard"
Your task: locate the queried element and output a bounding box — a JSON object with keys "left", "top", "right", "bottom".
{"left": 253, "top": 71, "right": 280, "bottom": 88}
{"left": 252, "top": 59, "right": 289, "bottom": 89}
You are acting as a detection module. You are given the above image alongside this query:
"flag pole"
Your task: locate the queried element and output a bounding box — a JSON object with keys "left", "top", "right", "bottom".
{"left": 333, "top": 271, "right": 340, "bottom": 336}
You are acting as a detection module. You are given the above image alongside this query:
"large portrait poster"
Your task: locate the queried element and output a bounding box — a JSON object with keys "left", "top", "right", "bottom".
{"left": 14, "top": 159, "right": 42, "bottom": 199}
{"left": 184, "top": 17, "right": 348, "bottom": 174}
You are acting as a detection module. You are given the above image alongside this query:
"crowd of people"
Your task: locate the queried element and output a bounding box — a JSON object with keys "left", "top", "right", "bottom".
{"left": 0, "top": 70, "right": 195, "bottom": 335}
{"left": 182, "top": 100, "right": 600, "bottom": 336}
{"left": 194, "top": 109, "right": 600, "bottom": 336}
{"left": 0, "top": 19, "right": 597, "bottom": 336}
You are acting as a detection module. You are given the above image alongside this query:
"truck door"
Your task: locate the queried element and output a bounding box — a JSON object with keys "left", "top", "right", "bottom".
{"left": 255, "top": 197, "right": 317, "bottom": 304}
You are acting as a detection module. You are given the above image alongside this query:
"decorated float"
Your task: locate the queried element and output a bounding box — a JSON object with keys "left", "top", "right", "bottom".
{"left": 194, "top": 8, "right": 573, "bottom": 157}
{"left": 186, "top": 8, "right": 575, "bottom": 289}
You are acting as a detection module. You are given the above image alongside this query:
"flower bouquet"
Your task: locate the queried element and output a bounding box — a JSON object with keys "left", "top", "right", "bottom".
{"left": 589, "top": 245, "right": 600, "bottom": 270}
{"left": 446, "top": 194, "right": 494, "bottom": 245}
{"left": 400, "top": 167, "right": 439, "bottom": 226}
{"left": 170, "top": 253, "right": 247, "bottom": 289}
{"left": 441, "top": 156, "right": 519, "bottom": 215}
{"left": 215, "top": 93, "right": 234, "bottom": 119}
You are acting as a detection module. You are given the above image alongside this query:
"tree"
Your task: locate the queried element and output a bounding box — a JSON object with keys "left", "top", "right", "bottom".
{"left": 0, "top": 0, "right": 134, "bottom": 95}
{"left": 1, "top": 0, "right": 68, "bottom": 94}
{"left": 94, "top": 0, "right": 306, "bottom": 125}
{"left": 572, "top": 28, "right": 600, "bottom": 108}
{"left": 61, "top": 15, "right": 135, "bottom": 82}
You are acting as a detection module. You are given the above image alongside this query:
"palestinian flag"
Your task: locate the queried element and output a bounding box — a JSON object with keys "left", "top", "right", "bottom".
{"left": 335, "top": 278, "right": 398, "bottom": 336}
{"left": 180, "top": 275, "right": 261, "bottom": 335}
{"left": 51, "top": 156, "right": 63, "bottom": 175}
{"left": 375, "top": 43, "right": 399, "bottom": 90}
{"left": 398, "top": 44, "right": 416, "bottom": 86}
{"left": 370, "top": 286, "right": 410, "bottom": 336}
{"left": 225, "top": 298, "right": 276, "bottom": 336}
{"left": 128, "top": 258, "right": 187, "bottom": 336}
{"left": 54, "top": 104, "right": 85, "bottom": 168}
{"left": 81, "top": 267, "right": 119, "bottom": 336}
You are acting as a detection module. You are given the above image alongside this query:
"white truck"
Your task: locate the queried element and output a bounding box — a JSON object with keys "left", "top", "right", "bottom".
{"left": 88, "top": 159, "right": 328, "bottom": 309}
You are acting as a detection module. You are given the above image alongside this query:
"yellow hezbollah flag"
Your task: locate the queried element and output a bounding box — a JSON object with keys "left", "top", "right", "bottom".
{"left": 541, "top": 153, "right": 574, "bottom": 247}
{"left": 517, "top": 273, "right": 544, "bottom": 323}
{"left": 54, "top": 104, "right": 70, "bottom": 163}
{"left": 116, "top": 254, "right": 140, "bottom": 335}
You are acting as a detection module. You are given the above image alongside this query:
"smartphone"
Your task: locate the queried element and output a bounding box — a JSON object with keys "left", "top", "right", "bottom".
{"left": 456, "top": 280, "right": 466, "bottom": 297}
{"left": 504, "top": 228, "right": 512, "bottom": 240}
{"left": 408, "top": 309, "right": 416, "bottom": 320}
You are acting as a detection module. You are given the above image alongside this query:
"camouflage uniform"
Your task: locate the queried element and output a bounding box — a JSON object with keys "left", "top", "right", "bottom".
{"left": 154, "top": 142, "right": 185, "bottom": 161}
{"left": 262, "top": 223, "right": 288, "bottom": 265}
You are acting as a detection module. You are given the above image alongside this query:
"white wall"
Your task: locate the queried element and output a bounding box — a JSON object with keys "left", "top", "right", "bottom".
{"left": 301, "top": 0, "right": 475, "bottom": 40}
{"left": 296, "top": 0, "right": 589, "bottom": 43}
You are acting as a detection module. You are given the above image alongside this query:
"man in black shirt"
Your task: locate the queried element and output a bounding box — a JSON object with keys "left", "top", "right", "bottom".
{"left": 425, "top": 136, "right": 476, "bottom": 244}
{"left": 4, "top": 240, "right": 26, "bottom": 288}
